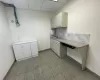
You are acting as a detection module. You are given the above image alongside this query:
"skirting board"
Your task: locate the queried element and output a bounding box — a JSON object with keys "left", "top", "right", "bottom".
{"left": 3, "top": 59, "right": 15, "bottom": 80}
{"left": 67, "top": 53, "right": 100, "bottom": 79}
{"left": 39, "top": 48, "right": 51, "bottom": 53}
{"left": 16, "top": 54, "right": 38, "bottom": 61}
{"left": 86, "top": 68, "right": 100, "bottom": 79}
{"left": 3, "top": 54, "right": 38, "bottom": 80}
{"left": 50, "top": 48, "right": 100, "bottom": 79}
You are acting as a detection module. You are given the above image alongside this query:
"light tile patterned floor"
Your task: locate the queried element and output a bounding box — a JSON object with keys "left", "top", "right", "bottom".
{"left": 5, "top": 49, "right": 100, "bottom": 80}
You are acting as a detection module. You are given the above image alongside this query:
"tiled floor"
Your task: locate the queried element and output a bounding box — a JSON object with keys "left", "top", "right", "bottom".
{"left": 5, "top": 49, "right": 100, "bottom": 80}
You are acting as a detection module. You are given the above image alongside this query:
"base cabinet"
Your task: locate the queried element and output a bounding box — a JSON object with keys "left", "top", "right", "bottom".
{"left": 13, "top": 41, "right": 38, "bottom": 61}
{"left": 50, "top": 39, "right": 60, "bottom": 56}
{"left": 50, "top": 39, "right": 67, "bottom": 57}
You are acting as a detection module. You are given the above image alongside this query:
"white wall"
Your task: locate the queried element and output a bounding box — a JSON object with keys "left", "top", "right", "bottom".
{"left": 0, "top": 3, "right": 14, "bottom": 80}
{"left": 6, "top": 8, "right": 53, "bottom": 51}
{"left": 59, "top": 0, "right": 100, "bottom": 76}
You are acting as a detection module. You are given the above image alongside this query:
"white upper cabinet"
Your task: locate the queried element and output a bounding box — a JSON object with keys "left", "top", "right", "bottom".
{"left": 51, "top": 12, "right": 68, "bottom": 28}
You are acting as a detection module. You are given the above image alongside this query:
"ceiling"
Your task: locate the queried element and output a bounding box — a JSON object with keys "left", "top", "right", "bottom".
{"left": 0, "top": 0, "right": 68, "bottom": 12}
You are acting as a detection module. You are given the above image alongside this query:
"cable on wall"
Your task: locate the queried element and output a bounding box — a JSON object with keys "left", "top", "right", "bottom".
{"left": 0, "top": 1, "right": 20, "bottom": 27}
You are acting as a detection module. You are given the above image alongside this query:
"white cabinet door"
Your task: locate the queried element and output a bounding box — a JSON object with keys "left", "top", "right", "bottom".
{"left": 50, "top": 39, "right": 60, "bottom": 56}
{"left": 51, "top": 12, "right": 68, "bottom": 28}
{"left": 50, "top": 39, "right": 55, "bottom": 52}
{"left": 13, "top": 41, "right": 38, "bottom": 61}
{"left": 30, "top": 42, "right": 38, "bottom": 57}
{"left": 51, "top": 17, "right": 57, "bottom": 28}
{"left": 13, "top": 44, "right": 25, "bottom": 60}
{"left": 53, "top": 40, "right": 60, "bottom": 56}
{"left": 22, "top": 43, "right": 31, "bottom": 58}
{"left": 55, "top": 13, "right": 62, "bottom": 28}
{"left": 50, "top": 39, "right": 54, "bottom": 50}
{"left": 13, "top": 43, "right": 31, "bottom": 60}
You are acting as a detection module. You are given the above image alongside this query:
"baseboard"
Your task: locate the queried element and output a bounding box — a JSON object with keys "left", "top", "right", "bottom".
{"left": 50, "top": 49, "right": 100, "bottom": 79}
{"left": 66, "top": 55, "right": 100, "bottom": 79}
{"left": 32, "top": 54, "right": 38, "bottom": 57}
{"left": 17, "top": 55, "right": 38, "bottom": 61}
{"left": 86, "top": 68, "right": 100, "bottom": 79}
{"left": 3, "top": 59, "right": 15, "bottom": 80}
{"left": 39, "top": 48, "right": 51, "bottom": 53}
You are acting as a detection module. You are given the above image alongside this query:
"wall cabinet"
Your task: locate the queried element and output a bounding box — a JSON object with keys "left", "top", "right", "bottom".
{"left": 51, "top": 12, "right": 68, "bottom": 28}
{"left": 13, "top": 41, "right": 38, "bottom": 61}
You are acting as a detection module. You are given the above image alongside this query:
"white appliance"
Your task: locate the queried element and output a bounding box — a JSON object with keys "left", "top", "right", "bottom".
{"left": 13, "top": 40, "right": 38, "bottom": 61}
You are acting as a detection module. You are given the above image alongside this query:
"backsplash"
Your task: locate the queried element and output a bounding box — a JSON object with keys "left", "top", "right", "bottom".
{"left": 51, "top": 28, "right": 90, "bottom": 44}
{"left": 65, "top": 33, "right": 90, "bottom": 43}
{"left": 55, "top": 28, "right": 67, "bottom": 39}
{"left": 51, "top": 27, "right": 67, "bottom": 38}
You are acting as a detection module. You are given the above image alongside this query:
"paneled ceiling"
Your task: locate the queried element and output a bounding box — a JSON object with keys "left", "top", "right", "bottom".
{"left": 0, "top": 0, "right": 68, "bottom": 12}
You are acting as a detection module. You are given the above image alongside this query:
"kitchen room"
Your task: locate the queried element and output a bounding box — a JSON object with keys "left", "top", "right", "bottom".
{"left": 0, "top": 0, "right": 100, "bottom": 80}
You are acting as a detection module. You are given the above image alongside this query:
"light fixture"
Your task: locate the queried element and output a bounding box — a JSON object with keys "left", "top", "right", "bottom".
{"left": 53, "top": 0, "right": 58, "bottom": 2}
{"left": 49, "top": 0, "right": 58, "bottom": 2}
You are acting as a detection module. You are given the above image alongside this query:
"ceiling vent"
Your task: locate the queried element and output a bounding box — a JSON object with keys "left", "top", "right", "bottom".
{"left": 49, "top": 0, "right": 58, "bottom": 2}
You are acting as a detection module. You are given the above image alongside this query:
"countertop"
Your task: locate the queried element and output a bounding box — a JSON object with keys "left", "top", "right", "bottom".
{"left": 12, "top": 40, "right": 37, "bottom": 45}
{"left": 51, "top": 36, "right": 89, "bottom": 48}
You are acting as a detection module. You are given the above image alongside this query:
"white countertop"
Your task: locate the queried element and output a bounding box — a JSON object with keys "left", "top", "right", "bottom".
{"left": 12, "top": 40, "right": 37, "bottom": 45}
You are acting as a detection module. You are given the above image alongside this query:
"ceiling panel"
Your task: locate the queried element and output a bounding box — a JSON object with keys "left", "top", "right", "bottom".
{"left": 12, "top": 0, "right": 28, "bottom": 9}
{"left": 41, "top": 7, "right": 58, "bottom": 12}
{"left": 43, "top": 0, "right": 68, "bottom": 4}
{"left": 29, "top": 0, "right": 43, "bottom": 10}
{"left": 0, "top": 0, "right": 68, "bottom": 12}
{"left": 41, "top": 0, "right": 63, "bottom": 11}
{"left": 58, "top": 0, "right": 68, "bottom": 4}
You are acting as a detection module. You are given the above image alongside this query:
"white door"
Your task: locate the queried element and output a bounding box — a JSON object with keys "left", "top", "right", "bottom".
{"left": 22, "top": 43, "right": 31, "bottom": 58}
{"left": 13, "top": 44, "right": 25, "bottom": 60}
{"left": 30, "top": 42, "right": 38, "bottom": 56}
